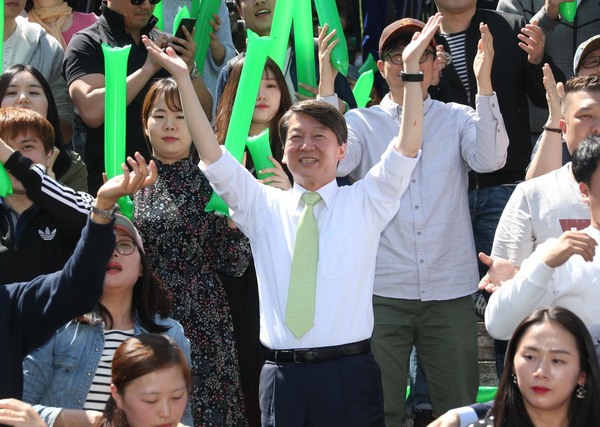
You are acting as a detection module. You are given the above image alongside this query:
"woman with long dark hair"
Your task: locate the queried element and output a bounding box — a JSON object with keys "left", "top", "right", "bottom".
{"left": 22, "top": 215, "right": 192, "bottom": 427}
{"left": 474, "top": 307, "right": 600, "bottom": 427}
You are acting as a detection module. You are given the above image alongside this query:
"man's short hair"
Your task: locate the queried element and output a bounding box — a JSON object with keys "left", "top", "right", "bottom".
{"left": 572, "top": 134, "right": 600, "bottom": 186}
{"left": 561, "top": 75, "right": 600, "bottom": 117}
{"left": 279, "top": 100, "right": 347, "bottom": 147}
{"left": 0, "top": 107, "right": 54, "bottom": 153}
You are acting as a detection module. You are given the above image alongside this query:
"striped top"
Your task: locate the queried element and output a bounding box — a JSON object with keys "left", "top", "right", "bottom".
{"left": 83, "top": 329, "right": 134, "bottom": 411}
{"left": 442, "top": 31, "right": 471, "bottom": 99}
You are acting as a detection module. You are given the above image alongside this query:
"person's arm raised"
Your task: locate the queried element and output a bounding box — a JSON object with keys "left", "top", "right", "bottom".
{"left": 473, "top": 23, "right": 494, "bottom": 97}
{"left": 394, "top": 13, "right": 443, "bottom": 158}
{"left": 142, "top": 36, "right": 222, "bottom": 165}
{"left": 70, "top": 35, "right": 171, "bottom": 129}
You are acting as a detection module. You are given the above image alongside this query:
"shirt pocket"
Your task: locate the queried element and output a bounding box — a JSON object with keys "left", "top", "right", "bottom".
{"left": 51, "top": 352, "right": 79, "bottom": 372}
{"left": 319, "top": 228, "right": 354, "bottom": 280}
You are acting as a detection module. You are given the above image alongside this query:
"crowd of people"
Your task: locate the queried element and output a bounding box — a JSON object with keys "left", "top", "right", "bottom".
{"left": 0, "top": 0, "right": 599, "bottom": 426}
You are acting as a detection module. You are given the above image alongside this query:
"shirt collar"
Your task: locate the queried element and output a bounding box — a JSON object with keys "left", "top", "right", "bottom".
{"left": 292, "top": 179, "right": 339, "bottom": 209}
{"left": 380, "top": 93, "right": 434, "bottom": 121}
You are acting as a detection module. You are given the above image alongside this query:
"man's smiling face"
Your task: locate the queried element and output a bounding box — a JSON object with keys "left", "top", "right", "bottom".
{"left": 237, "top": 0, "right": 275, "bottom": 37}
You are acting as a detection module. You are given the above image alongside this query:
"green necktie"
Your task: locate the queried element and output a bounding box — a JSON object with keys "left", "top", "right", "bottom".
{"left": 286, "top": 191, "right": 322, "bottom": 338}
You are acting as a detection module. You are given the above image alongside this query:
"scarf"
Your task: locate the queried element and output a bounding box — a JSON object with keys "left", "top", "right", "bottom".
{"left": 28, "top": 2, "right": 72, "bottom": 49}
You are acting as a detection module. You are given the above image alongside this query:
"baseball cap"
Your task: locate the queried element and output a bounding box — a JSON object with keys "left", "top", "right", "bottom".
{"left": 379, "top": 17, "right": 436, "bottom": 55}
{"left": 573, "top": 35, "right": 600, "bottom": 74}
{"left": 114, "top": 214, "right": 144, "bottom": 253}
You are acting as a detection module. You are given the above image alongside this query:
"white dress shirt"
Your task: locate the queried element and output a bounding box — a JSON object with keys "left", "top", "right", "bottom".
{"left": 486, "top": 225, "right": 600, "bottom": 342}
{"left": 200, "top": 144, "right": 419, "bottom": 349}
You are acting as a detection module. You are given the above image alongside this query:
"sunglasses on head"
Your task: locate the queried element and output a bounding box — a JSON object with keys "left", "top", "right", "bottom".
{"left": 130, "top": 0, "right": 161, "bottom": 5}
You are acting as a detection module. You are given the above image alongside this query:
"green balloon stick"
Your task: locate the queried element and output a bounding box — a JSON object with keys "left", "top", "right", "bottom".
{"left": 315, "top": 0, "right": 348, "bottom": 76}
{"left": 193, "top": 0, "right": 221, "bottom": 74}
{"left": 358, "top": 53, "right": 377, "bottom": 75}
{"left": 353, "top": 69, "right": 374, "bottom": 108}
{"left": 205, "top": 30, "right": 273, "bottom": 215}
{"left": 405, "top": 386, "right": 497, "bottom": 403}
{"left": 476, "top": 386, "right": 498, "bottom": 403}
{"left": 0, "top": 0, "right": 11, "bottom": 197}
{"left": 173, "top": 6, "right": 191, "bottom": 39}
{"left": 246, "top": 129, "right": 274, "bottom": 180}
{"left": 0, "top": 163, "right": 12, "bottom": 197}
{"left": 559, "top": 0, "right": 577, "bottom": 23}
{"left": 267, "top": 0, "right": 294, "bottom": 70}
{"left": 191, "top": 0, "right": 200, "bottom": 20}
{"left": 102, "top": 44, "right": 134, "bottom": 219}
{"left": 293, "top": 0, "right": 317, "bottom": 96}
{"left": 153, "top": 0, "right": 164, "bottom": 31}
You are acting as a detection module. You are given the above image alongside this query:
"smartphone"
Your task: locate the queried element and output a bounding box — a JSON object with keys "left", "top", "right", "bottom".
{"left": 174, "top": 18, "right": 196, "bottom": 40}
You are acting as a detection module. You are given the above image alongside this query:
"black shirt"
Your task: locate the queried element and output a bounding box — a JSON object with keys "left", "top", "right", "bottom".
{"left": 64, "top": 6, "right": 169, "bottom": 195}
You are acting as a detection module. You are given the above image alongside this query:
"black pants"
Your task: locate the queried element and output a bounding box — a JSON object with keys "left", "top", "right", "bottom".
{"left": 259, "top": 352, "right": 385, "bottom": 427}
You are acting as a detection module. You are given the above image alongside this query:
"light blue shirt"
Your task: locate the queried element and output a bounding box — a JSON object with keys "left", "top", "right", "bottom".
{"left": 338, "top": 94, "right": 509, "bottom": 301}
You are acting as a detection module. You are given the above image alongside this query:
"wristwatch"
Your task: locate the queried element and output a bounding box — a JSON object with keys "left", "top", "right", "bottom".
{"left": 400, "top": 71, "right": 424, "bottom": 82}
{"left": 91, "top": 203, "right": 119, "bottom": 221}
{"left": 190, "top": 62, "right": 200, "bottom": 81}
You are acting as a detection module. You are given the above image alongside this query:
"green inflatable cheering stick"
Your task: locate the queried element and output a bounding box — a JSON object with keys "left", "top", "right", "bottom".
{"left": 192, "top": 0, "right": 221, "bottom": 74}
{"left": 293, "top": 0, "right": 317, "bottom": 97}
{"left": 0, "top": 0, "right": 13, "bottom": 197}
{"left": 559, "top": 1, "right": 577, "bottom": 23}
{"left": 267, "top": 0, "right": 293, "bottom": 69}
{"left": 246, "top": 129, "right": 274, "bottom": 180}
{"left": 102, "top": 44, "right": 134, "bottom": 219}
{"left": 205, "top": 30, "right": 274, "bottom": 215}
{"left": 315, "top": 0, "right": 348, "bottom": 76}
{"left": 353, "top": 69, "right": 374, "bottom": 108}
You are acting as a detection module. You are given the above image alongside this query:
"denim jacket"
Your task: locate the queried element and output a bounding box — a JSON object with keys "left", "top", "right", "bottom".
{"left": 22, "top": 314, "right": 193, "bottom": 427}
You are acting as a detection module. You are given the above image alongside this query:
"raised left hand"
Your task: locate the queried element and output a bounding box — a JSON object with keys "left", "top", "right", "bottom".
{"left": 401, "top": 12, "right": 443, "bottom": 72}
{"left": 473, "top": 23, "right": 494, "bottom": 96}
{"left": 317, "top": 24, "right": 339, "bottom": 98}
{"left": 143, "top": 35, "right": 189, "bottom": 80}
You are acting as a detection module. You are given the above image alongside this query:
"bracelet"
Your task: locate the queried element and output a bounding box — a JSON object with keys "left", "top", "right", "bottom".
{"left": 189, "top": 62, "right": 199, "bottom": 81}
{"left": 542, "top": 125, "right": 562, "bottom": 134}
{"left": 400, "top": 71, "right": 424, "bottom": 82}
{"left": 91, "top": 202, "right": 119, "bottom": 221}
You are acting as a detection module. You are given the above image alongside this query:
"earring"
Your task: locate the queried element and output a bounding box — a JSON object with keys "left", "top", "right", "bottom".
{"left": 512, "top": 373, "right": 518, "bottom": 385}
{"left": 576, "top": 383, "right": 587, "bottom": 399}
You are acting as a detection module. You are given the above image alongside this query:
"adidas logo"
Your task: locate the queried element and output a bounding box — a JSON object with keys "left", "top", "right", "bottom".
{"left": 39, "top": 227, "right": 57, "bottom": 241}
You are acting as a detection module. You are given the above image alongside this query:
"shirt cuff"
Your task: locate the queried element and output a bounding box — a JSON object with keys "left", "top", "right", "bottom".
{"left": 316, "top": 93, "right": 340, "bottom": 110}
{"left": 455, "top": 406, "right": 479, "bottom": 427}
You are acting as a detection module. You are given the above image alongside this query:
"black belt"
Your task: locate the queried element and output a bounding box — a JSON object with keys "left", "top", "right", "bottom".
{"left": 265, "top": 340, "right": 371, "bottom": 364}
{"left": 468, "top": 170, "right": 524, "bottom": 190}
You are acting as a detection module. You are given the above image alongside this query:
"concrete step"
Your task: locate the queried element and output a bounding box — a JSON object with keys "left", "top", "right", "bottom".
{"left": 478, "top": 321, "right": 499, "bottom": 387}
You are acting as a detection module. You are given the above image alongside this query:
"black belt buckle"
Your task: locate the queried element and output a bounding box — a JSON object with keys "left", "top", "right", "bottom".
{"left": 293, "top": 349, "right": 318, "bottom": 363}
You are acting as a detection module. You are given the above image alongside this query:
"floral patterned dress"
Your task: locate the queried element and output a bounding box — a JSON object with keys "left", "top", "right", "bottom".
{"left": 133, "top": 156, "right": 251, "bottom": 427}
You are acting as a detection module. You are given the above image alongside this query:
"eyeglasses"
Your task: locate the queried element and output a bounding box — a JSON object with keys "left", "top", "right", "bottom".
{"left": 581, "top": 56, "right": 600, "bottom": 70}
{"left": 130, "top": 0, "right": 161, "bottom": 5}
{"left": 383, "top": 50, "right": 435, "bottom": 66}
{"left": 114, "top": 240, "right": 137, "bottom": 256}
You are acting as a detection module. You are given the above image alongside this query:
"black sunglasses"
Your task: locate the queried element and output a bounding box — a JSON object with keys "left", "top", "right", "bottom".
{"left": 131, "top": 0, "right": 161, "bottom": 5}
